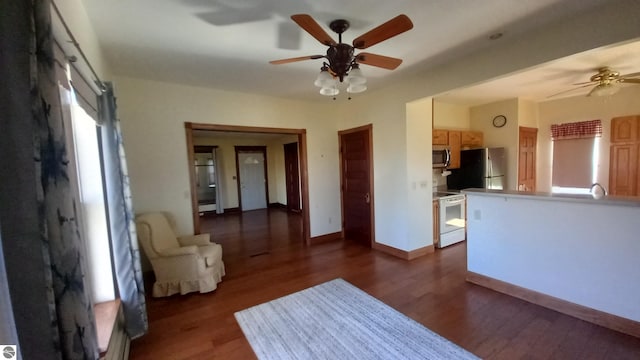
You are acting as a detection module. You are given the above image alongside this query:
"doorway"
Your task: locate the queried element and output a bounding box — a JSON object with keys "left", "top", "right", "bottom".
{"left": 339, "top": 124, "right": 374, "bottom": 247}
{"left": 193, "top": 146, "right": 222, "bottom": 216}
{"left": 185, "top": 123, "right": 311, "bottom": 244}
{"left": 518, "top": 126, "right": 538, "bottom": 191}
{"left": 235, "top": 146, "right": 268, "bottom": 211}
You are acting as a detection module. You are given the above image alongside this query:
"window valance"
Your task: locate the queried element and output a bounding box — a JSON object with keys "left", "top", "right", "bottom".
{"left": 551, "top": 119, "right": 602, "bottom": 140}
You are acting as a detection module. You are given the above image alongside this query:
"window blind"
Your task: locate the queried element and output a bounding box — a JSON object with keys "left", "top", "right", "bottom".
{"left": 551, "top": 137, "right": 594, "bottom": 188}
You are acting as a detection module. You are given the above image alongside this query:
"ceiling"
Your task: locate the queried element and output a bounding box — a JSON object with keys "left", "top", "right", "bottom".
{"left": 81, "top": 0, "right": 639, "bottom": 103}
{"left": 436, "top": 39, "right": 640, "bottom": 106}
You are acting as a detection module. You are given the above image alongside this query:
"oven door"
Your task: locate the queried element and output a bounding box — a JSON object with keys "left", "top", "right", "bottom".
{"left": 439, "top": 196, "right": 466, "bottom": 234}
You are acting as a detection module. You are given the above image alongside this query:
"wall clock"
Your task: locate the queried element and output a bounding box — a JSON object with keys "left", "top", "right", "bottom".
{"left": 492, "top": 115, "right": 507, "bottom": 128}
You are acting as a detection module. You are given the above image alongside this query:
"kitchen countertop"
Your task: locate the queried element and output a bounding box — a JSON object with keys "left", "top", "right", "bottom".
{"left": 462, "top": 188, "right": 640, "bottom": 207}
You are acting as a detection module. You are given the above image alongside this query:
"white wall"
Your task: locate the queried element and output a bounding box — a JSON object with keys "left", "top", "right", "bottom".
{"left": 54, "top": 0, "right": 110, "bottom": 78}
{"left": 406, "top": 98, "right": 435, "bottom": 249}
{"left": 433, "top": 100, "right": 470, "bottom": 129}
{"left": 517, "top": 99, "right": 539, "bottom": 129}
{"left": 466, "top": 192, "right": 640, "bottom": 322}
{"left": 537, "top": 86, "right": 640, "bottom": 192}
{"left": 470, "top": 99, "right": 520, "bottom": 190}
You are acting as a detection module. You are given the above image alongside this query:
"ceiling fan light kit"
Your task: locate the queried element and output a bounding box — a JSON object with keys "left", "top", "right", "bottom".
{"left": 347, "top": 84, "right": 367, "bottom": 94}
{"left": 319, "top": 86, "right": 339, "bottom": 96}
{"left": 588, "top": 83, "right": 620, "bottom": 97}
{"left": 270, "top": 14, "right": 413, "bottom": 98}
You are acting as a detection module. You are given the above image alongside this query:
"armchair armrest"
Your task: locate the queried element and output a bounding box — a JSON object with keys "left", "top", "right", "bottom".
{"left": 158, "top": 245, "right": 198, "bottom": 257}
{"left": 178, "top": 233, "right": 211, "bottom": 247}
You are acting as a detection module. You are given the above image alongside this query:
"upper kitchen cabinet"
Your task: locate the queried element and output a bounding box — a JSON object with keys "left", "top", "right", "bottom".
{"left": 432, "top": 128, "right": 484, "bottom": 169}
{"left": 461, "top": 131, "right": 483, "bottom": 148}
{"left": 448, "top": 131, "right": 461, "bottom": 169}
{"left": 611, "top": 116, "right": 639, "bottom": 143}
{"left": 433, "top": 129, "right": 449, "bottom": 145}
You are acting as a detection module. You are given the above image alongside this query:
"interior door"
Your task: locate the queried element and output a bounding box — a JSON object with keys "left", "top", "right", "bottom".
{"left": 518, "top": 127, "right": 538, "bottom": 191}
{"left": 339, "top": 125, "right": 374, "bottom": 247}
{"left": 236, "top": 148, "right": 268, "bottom": 211}
{"left": 284, "top": 142, "right": 301, "bottom": 212}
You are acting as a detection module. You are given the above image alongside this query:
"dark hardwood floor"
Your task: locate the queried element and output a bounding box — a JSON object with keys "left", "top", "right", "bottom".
{"left": 130, "top": 208, "right": 640, "bottom": 359}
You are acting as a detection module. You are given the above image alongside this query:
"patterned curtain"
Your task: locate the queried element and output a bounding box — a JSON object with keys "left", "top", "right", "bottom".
{"left": 99, "top": 83, "right": 149, "bottom": 338}
{"left": 31, "top": 0, "right": 99, "bottom": 358}
{"left": 551, "top": 119, "right": 602, "bottom": 140}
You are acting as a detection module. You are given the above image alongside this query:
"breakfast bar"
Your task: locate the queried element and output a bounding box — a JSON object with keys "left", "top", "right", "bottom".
{"left": 463, "top": 189, "right": 640, "bottom": 337}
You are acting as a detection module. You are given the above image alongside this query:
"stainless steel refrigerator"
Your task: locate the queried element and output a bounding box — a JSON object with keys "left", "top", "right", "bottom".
{"left": 447, "top": 147, "right": 506, "bottom": 190}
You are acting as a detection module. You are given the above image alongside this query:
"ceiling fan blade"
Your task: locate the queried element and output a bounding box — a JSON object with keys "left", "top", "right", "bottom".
{"left": 621, "top": 71, "right": 640, "bottom": 78}
{"left": 269, "top": 55, "right": 324, "bottom": 65}
{"left": 572, "top": 80, "right": 597, "bottom": 86}
{"left": 622, "top": 78, "right": 640, "bottom": 84}
{"left": 546, "top": 83, "right": 594, "bottom": 98}
{"left": 356, "top": 53, "right": 403, "bottom": 70}
{"left": 352, "top": 14, "right": 413, "bottom": 49}
{"left": 291, "top": 14, "right": 336, "bottom": 46}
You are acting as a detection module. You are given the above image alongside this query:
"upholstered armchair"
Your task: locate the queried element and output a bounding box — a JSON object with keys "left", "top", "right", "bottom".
{"left": 135, "top": 212, "right": 225, "bottom": 297}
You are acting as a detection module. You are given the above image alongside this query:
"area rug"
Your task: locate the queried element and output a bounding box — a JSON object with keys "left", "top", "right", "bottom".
{"left": 234, "top": 278, "right": 478, "bottom": 360}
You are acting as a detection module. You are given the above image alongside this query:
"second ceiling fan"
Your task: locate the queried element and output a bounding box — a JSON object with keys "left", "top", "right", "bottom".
{"left": 548, "top": 67, "right": 640, "bottom": 98}
{"left": 270, "top": 14, "right": 413, "bottom": 95}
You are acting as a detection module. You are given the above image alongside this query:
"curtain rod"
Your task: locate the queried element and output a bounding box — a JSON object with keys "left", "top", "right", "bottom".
{"left": 50, "top": 1, "right": 106, "bottom": 93}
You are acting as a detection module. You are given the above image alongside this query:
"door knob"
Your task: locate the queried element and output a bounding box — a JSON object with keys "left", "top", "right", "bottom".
{"left": 364, "top": 193, "right": 370, "bottom": 204}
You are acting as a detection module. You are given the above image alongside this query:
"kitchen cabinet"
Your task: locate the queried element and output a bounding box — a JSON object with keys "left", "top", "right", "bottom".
{"left": 433, "top": 128, "right": 484, "bottom": 169}
{"left": 461, "top": 131, "right": 483, "bottom": 148}
{"left": 433, "top": 200, "right": 439, "bottom": 247}
{"left": 609, "top": 115, "right": 640, "bottom": 196}
{"left": 611, "top": 116, "right": 639, "bottom": 143}
{"left": 448, "top": 131, "right": 461, "bottom": 169}
{"left": 433, "top": 129, "right": 448, "bottom": 145}
{"left": 609, "top": 143, "right": 638, "bottom": 196}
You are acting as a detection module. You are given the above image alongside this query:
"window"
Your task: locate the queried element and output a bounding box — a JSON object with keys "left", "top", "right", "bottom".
{"left": 551, "top": 120, "right": 602, "bottom": 194}
{"left": 69, "top": 98, "right": 115, "bottom": 303}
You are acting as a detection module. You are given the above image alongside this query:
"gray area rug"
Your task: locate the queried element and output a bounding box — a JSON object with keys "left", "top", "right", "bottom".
{"left": 234, "top": 278, "right": 479, "bottom": 360}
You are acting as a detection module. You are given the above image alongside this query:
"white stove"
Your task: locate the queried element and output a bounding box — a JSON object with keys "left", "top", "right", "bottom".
{"left": 434, "top": 191, "right": 466, "bottom": 248}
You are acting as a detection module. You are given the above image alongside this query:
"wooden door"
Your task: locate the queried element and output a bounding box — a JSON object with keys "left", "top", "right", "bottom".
{"left": 283, "top": 142, "right": 301, "bottom": 212}
{"left": 448, "top": 131, "right": 461, "bottom": 169}
{"left": 609, "top": 143, "right": 638, "bottom": 196}
{"left": 518, "top": 127, "right": 538, "bottom": 192}
{"left": 339, "top": 125, "right": 374, "bottom": 247}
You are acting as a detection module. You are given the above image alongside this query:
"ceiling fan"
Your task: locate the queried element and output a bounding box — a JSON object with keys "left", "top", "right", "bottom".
{"left": 549, "top": 67, "right": 640, "bottom": 98}
{"left": 270, "top": 14, "right": 413, "bottom": 96}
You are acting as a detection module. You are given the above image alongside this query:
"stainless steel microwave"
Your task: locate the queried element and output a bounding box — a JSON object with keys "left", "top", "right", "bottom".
{"left": 432, "top": 145, "right": 451, "bottom": 168}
